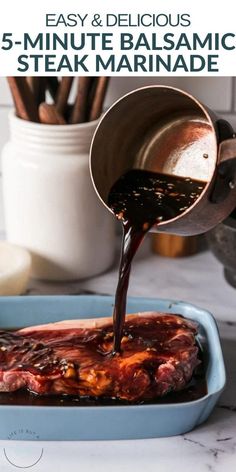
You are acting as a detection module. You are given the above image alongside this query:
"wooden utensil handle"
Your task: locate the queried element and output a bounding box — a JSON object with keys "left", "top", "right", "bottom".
{"left": 26, "top": 77, "right": 45, "bottom": 106}
{"left": 7, "top": 77, "right": 39, "bottom": 122}
{"left": 69, "top": 77, "right": 92, "bottom": 124}
{"left": 55, "top": 77, "right": 74, "bottom": 115}
{"left": 46, "top": 77, "right": 59, "bottom": 101}
{"left": 89, "top": 77, "right": 109, "bottom": 121}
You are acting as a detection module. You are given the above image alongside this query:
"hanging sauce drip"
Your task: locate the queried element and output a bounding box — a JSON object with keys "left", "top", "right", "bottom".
{"left": 108, "top": 169, "right": 206, "bottom": 353}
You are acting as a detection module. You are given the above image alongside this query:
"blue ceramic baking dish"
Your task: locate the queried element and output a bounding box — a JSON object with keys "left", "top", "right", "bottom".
{"left": 0, "top": 295, "right": 225, "bottom": 441}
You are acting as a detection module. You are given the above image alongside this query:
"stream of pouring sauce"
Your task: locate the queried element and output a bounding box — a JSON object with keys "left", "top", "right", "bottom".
{"left": 0, "top": 169, "right": 208, "bottom": 407}
{"left": 108, "top": 169, "right": 206, "bottom": 353}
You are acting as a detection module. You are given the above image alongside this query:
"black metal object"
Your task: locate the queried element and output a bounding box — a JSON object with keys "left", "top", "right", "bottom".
{"left": 210, "top": 119, "right": 236, "bottom": 204}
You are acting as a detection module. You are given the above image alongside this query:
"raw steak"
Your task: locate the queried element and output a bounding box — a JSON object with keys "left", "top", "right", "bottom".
{"left": 0, "top": 313, "right": 200, "bottom": 401}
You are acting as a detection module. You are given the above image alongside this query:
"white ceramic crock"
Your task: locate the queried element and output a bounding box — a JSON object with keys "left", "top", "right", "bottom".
{"left": 1, "top": 113, "right": 116, "bottom": 281}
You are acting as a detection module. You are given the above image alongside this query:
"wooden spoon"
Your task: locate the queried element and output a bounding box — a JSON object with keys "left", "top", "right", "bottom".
{"left": 7, "top": 77, "right": 39, "bottom": 122}
{"left": 55, "top": 77, "right": 74, "bottom": 116}
{"left": 26, "top": 77, "right": 45, "bottom": 106}
{"left": 89, "top": 77, "right": 110, "bottom": 121}
{"left": 69, "top": 77, "right": 93, "bottom": 124}
{"left": 39, "top": 103, "right": 66, "bottom": 125}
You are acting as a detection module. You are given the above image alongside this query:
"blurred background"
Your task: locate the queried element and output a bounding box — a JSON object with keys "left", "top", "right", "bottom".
{"left": 0, "top": 76, "right": 235, "bottom": 237}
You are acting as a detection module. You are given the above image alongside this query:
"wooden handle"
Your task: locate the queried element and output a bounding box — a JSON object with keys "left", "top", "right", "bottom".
{"left": 46, "top": 77, "right": 59, "bottom": 101}
{"left": 55, "top": 77, "right": 74, "bottom": 115}
{"left": 69, "top": 77, "right": 92, "bottom": 124}
{"left": 26, "top": 77, "right": 45, "bottom": 106}
{"left": 8, "top": 75, "right": 110, "bottom": 124}
{"left": 7, "top": 77, "right": 39, "bottom": 122}
{"left": 39, "top": 103, "right": 66, "bottom": 125}
{"left": 89, "top": 77, "right": 109, "bottom": 121}
{"left": 152, "top": 234, "right": 198, "bottom": 258}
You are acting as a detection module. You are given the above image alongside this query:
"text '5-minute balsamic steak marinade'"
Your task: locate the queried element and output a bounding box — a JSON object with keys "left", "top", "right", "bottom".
{"left": 108, "top": 169, "right": 207, "bottom": 353}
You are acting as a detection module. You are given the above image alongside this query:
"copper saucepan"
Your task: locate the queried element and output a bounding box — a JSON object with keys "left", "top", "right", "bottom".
{"left": 89, "top": 86, "right": 236, "bottom": 235}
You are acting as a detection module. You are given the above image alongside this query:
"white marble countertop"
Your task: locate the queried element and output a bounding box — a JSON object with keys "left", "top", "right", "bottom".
{"left": 0, "top": 238, "right": 236, "bottom": 471}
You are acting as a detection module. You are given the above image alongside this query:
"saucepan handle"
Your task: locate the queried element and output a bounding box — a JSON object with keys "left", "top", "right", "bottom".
{"left": 210, "top": 136, "right": 236, "bottom": 203}
{"left": 218, "top": 137, "right": 236, "bottom": 163}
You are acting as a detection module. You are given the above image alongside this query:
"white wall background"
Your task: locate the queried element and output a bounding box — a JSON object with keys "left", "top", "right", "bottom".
{"left": 0, "top": 76, "right": 236, "bottom": 233}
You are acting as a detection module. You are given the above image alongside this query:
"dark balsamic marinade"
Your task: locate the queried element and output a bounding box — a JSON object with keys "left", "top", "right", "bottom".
{"left": 0, "top": 314, "right": 207, "bottom": 406}
{"left": 0, "top": 375, "right": 207, "bottom": 407}
{"left": 0, "top": 169, "right": 208, "bottom": 406}
{"left": 108, "top": 169, "right": 206, "bottom": 353}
